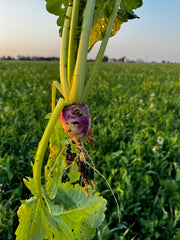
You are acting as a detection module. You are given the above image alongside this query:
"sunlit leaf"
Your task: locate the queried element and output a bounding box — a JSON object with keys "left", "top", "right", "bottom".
{"left": 23, "top": 177, "right": 37, "bottom": 197}
{"left": 45, "top": 119, "right": 67, "bottom": 199}
{"left": 16, "top": 183, "right": 107, "bottom": 240}
{"left": 89, "top": 0, "right": 142, "bottom": 50}
{"left": 68, "top": 162, "right": 81, "bottom": 183}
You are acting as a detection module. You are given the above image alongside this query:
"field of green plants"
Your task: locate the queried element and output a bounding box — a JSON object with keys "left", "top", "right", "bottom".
{"left": 0, "top": 60, "right": 180, "bottom": 239}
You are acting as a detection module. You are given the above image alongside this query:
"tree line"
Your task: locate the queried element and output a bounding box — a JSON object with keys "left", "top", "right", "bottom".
{"left": 0, "top": 55, "right": 59, "bottom": 61}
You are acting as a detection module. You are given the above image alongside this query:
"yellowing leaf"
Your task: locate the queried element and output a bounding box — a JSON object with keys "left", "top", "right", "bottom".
{"left": 89, "top": 16, "right": 123, "bottom": 50}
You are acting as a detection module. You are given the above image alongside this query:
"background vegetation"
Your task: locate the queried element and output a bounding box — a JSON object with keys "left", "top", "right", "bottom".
{"left": 0, "top": 61, "right": 180, "bottom": 239}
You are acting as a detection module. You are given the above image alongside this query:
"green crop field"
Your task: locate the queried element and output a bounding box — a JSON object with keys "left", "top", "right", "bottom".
{"left": 0, "top": 61, "right": 180, "bottom": 239}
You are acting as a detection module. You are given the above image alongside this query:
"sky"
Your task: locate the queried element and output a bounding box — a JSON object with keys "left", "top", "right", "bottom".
{"left": 0, "top": 0, "right": 180, "bottom": 63}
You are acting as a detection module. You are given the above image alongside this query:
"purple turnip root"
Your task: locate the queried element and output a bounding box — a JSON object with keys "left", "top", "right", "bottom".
{"left": 60, "top": 103, "right": 91, "bottom": 197}
{"left": 60, "top": 103, "right": 91, "bottom": 149}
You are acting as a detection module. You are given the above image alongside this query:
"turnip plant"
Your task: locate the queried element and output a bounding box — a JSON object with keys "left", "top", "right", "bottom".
{"left": 15, "top": 0, "right": 142, "bottom": 239}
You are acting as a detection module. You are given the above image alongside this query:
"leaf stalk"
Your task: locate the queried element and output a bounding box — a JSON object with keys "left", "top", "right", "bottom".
{"left": 60, "top": 5, "right": 72, "bottom": 101}
{"left": 82, "top": 0, "right": 122, "bottom": 101}
{"left": 69, "top": 0, "right": 96, "bottom": 103}
{"left": 67, "top": 0, "right": 80, "bottom": 90}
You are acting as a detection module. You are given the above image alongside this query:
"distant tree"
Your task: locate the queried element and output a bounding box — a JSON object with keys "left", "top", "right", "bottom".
{"left": 102, "top": 55, "right": 108, "bottom": 62}
{"left": 0, "top": 56, "right": 15, "bottom": 60}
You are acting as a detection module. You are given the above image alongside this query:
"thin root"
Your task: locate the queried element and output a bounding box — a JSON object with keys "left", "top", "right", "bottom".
{"left": 84, "top": 148, "right": 96, "bottom": 189}
{"left": 84, "top": 158, "right": 121, "bottom": 223}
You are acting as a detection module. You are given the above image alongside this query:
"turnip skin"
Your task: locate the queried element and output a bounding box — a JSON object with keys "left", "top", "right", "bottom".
{"left": 60, "top": 103, "right": 91, "bottom": 146}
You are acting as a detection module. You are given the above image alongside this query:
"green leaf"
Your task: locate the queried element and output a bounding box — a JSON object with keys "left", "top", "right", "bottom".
{"left": 68, "top": 162, "right": 81, "bottom": 183}
{"left": 45, "top": 0, "right": 72, "bottom": 36}
{"left": 54, "top": 187, "right": 77, "bottom": 209}
{"left": 16, "top": 183, "right": 107, "bottom": 240}
{"left": 45, "top": 153, "right": 66, "bottom": 199}
{"left": 67, "top": 142, "right": 80, "bottom": 184}
{"left": 45, "top": 112, "right": 52, "bottom": 119}
{"left": 23, "top": 177, "right": 37, "bottom": 197}
{"left": 121, "top": 0, "right": 143, "bottom": 10}
{"left": 16, "top": 197, "right": 74, "bottom": 240}
{"left": 45, "top": 119, "right": 67, "bottom": 199}
{"left": 48, "top": 182, "right": 107, "bottom": 239}
{"left": 15, "top": 198, "right": 51, "bottom": 240}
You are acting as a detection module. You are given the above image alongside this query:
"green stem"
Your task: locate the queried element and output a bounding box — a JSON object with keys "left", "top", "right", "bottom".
{"left": 52, "top": 81, "right": 63, "bottom": 112}
{"left": 60, "top": 5, "right": 72, "bottom": 101}
{"left": 82, "top": 0, "right": 122, "bottom": 102}
{"left": 67, "top": 0, "right": 80, "bottom": 90}
{"left": 69, "top": 0, "right": 96, "bottom": 103}
{"left": 33, "top": 98, "right": 72, "bottom": 200}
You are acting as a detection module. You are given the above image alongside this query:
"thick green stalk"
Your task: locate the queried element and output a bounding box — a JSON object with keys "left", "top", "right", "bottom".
{"left": 69, "top": 0, "right": 96, "bottom": 103}
{"left": 67, "top": 0, "right": 80, "bottom": 90}
{"left": 82, "top": 0, "right": 122, "bottom": 102}
{"left": 33, "top": 99, "right": 71, "bottom": 199}
{"left": 60, "top": 5, "right": 72, "bottom": 101}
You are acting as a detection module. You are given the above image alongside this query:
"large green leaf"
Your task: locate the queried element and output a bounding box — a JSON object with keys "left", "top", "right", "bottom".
{"left": 15, "top": 183, "right": 107, "bottom": 240}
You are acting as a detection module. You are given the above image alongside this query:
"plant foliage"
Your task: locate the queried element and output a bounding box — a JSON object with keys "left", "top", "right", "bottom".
{"left": 14, "top": 1, "right": 143, "bottom": 239}
{"left": 15, "top": 109, "right": 106, "bottom": 240}
{"left": 16, "top": 182, "right": 106, "bottom": 240}
{"left": 45, "top": 0, "right": 142, "bottom": 50}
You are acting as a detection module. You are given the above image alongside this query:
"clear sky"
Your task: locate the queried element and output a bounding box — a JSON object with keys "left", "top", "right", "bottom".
{"left": 0, "top": 0, "right": 180, "bottom": 62}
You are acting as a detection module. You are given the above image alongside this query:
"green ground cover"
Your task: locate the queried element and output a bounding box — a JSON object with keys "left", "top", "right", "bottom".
{"left": 0, "top": 61, "right": 180, "bottom": 239}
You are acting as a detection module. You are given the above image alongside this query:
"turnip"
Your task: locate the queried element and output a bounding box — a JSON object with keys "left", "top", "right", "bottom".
{"left": 60, "top": 103, "right": 91, "bottom": 147}
{"left": 16, "top": 1, "right": 143, "bottom": 239}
